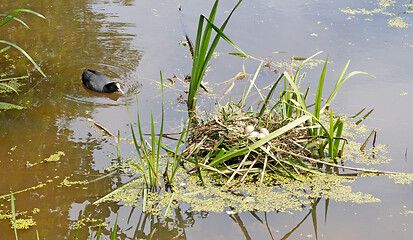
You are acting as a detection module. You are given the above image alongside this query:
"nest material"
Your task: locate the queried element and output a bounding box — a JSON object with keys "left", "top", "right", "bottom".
{"left": 188, "top": 109, "right": 314, "bottom": 172}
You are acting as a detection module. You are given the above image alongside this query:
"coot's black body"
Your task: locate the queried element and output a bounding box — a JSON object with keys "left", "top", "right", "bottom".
{"left": 82, "top": 69, "right": 124, "bottom": 94}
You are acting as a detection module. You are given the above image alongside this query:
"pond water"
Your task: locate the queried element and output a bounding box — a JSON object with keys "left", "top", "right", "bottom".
{"left": 1, "top": 0, "right": 413, "bottom": 239}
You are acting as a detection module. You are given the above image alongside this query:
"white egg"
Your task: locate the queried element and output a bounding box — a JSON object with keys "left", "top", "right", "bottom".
{"left": 260, "top": 128, "right": 269, "bottom": 136}
{"left": 244, "top": 125, "right": 255, "bottom": 135}
{"left": 249, "top": 131, "right": 259, "bottom": 138}
{"left": 257, "top": 133, "right": 266, "bottom": 139}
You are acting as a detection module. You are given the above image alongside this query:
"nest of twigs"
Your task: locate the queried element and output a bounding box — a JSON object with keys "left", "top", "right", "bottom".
{"left": 187, "top": 107, "right": 317, "bottom": 179}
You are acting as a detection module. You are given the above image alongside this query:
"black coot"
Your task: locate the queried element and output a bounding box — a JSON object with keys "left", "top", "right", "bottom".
{"left": 82, "top": 69, "right": 124, "bottom": 94}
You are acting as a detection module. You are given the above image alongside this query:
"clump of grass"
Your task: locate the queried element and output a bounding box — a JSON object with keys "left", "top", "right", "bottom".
{"left": 127, "top": 71, "right": 190, "bottom": 188}
{"left": 186, "top": 0, "right": 247, "bottom": 112}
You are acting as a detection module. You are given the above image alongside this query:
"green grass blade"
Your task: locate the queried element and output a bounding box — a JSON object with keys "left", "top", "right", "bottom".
{"left": 187, "top": 0, "right": 244, "bottom": 111}
{"left": 294, "top": 51, "right": 323, "bottom": 83}
{"left": 156, "top": 71, "right": 165, "bottom": 176}
{"left": 95, "top": 224, "right": 102, "bottom": 240}
{"left": 201, "top": 14, "right": 248, "bottom": 57}
{"left": 0, "top": 40, "right": 46, "bottom": 77}
{"left": 328, "top": 108, "right": 334, "bottom": 158}
{"left": 322, "top": 60, "right": 374, "bottom": 111}
{"left": 0, "top": 9, "right": 45, "bottom": 27}
{"left": 283, "top": 72, "right": 307, "bottom": 111}
{"left": 240, "top": 60, "right": 263, "bottom": 108}
{"left": 164, "top": 192, "right": 175, "bottom": 217}
{"left": 0, "top": 14, "right": 29, "bottom": 28}
{"left": 0, "top": 102, "right": 25, "bottom": 110}
{"left": 0, "top": 82, "right": 19, "bottom": 94}
{"left": 74, "top": 204, "right": 88, "bottom": 240}
{"left": 314, "top": 56, "right": 328, "bottom": 121}
{"left": 333, "top": 118, "right": 343, "bottom": 157}
{"left": 10, "top": 192, "right": 18, "bottom": 240}
{"left": 110, "top": 214, "right": 118, "bottom": 240}
{"left": 0, "top": 46, "right": 12, "bottom": 54}
{"left": 148, "top": 228, "right": 156, "bottom": 240}
{"left": 259, "top": 73, "right": 283, "bottom": 117}
{"left": 142, "top": 188, "right": 147, "bottom": 212}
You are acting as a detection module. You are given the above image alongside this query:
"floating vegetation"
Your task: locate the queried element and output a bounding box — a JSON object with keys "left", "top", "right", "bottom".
{"left": 388, "top": 17, "right": 410, "bottom": 28}
{"left": 102, "top": 167, "right": 380, "bottom": 215}
{"left": 11, "top": 217, "right": 36, "bottom": 230}
{"left": 387, "top": 173, "right": 413, "bottom": 185}
{"left": 58, "top": 175, "right": 89, "bottom": 188}
{"left": 340, "top": 0, "right": 412, "bottom": 28}
{"left": 26, "top": 151, "right": 65, "bottom": 167}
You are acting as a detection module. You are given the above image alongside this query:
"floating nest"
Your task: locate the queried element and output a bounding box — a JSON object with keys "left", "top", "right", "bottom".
{"left": 186, "top": 107, "right": 318, "bottom": 179}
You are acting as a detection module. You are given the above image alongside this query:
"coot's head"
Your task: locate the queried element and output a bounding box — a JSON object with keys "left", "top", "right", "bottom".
{"left": 104, "top": 82, "right": 124, "bottom": 94}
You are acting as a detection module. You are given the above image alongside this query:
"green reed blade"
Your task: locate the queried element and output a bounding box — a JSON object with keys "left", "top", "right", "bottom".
{"left": 0, "top": 14, "right": 28, "bottom": 28}
{"left": 0, "top": 40, "right": 46, "bottom": 77}
{"left": 95, "top": 224, "right": 102, "bottom": 240}
{"left": 240, "top": 60, "right": 263, "bottom": 108}
{"left": 164, "top": 192, "right": 175, "bottom": 217}
{"left": 328, "top": 108, "right": 334, "bottom": 158}
{"left": 169, "top": 128, "right": 187, "bottom": 183}
{"left": 314, "top": 56, "right": 328, "bottom": 122}
{"left": 142, "top": 188, "right": 147, "bottom": 212}
{"left": 333, "top": 118, "right": 343, "bottom": 157}
{"left": 259, "top": 73, "right": 284, "bottom": 117}
{"left": 110, "top": 214, "right": 118, "bottom": 240}
{"left": 0, "top": 9, "right": 45, "bottom": 27}
{"left": 74, "top": 204, "right": 87, "bottom": 240}
{"left": 10, "top": 192, "right": 18, "bottom": 240}
{"left": 322, "top": 60, "right": 373, "bottom": 112}
{"left": 283, "top": 73, "right": 307, "bottom": 112}
{"left": 294, "top": 51, "right": 323, "bottom": 83}
{"left": 0, "top": 101, "right": 25, "bottom": 110}
{"left": 0, "top": 82, "right": 19, "bottom": 94}
{"left": 156, "top": 71, "right": 165, "bottom": 175}
{"left": 148, "top": 228, "right": 156, "bottom": 240}
{"left": 187, "top": 0, "right": 244, "bottom": 111}
{"left": 0, "top": 46, "right": 12, "bottom": 54}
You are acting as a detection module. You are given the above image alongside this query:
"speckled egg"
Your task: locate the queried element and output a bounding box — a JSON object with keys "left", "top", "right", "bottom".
{"left": 244, "top": 125, "right": 255, "bottom": 135}
{"left": 257, "top": 133, "right": 266, "bottom": 139}
{"left": 260, "top": 128, "right": 269, "bottom": 136}
{"left": 249, "top": 131, "right": 259, "bottom": 138}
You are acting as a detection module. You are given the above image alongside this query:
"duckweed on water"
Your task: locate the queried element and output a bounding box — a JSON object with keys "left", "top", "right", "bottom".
{"left": 388, "top": 17, "right": 410, "bottom": 28}
{"left": 102, "top": 166, "right": 380, "bottom": 215}
{"left": 341, "top": 0, "right": 412, "bottom": 28}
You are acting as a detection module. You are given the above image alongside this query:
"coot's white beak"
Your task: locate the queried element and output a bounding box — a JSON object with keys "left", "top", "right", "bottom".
{"left": 116, "top": 83, "right": 124, "bottom": 94}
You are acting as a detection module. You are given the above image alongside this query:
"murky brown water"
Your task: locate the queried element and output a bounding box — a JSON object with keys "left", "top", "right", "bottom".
{"left": 1, "top": 0, "right": 413, "bottom": 239}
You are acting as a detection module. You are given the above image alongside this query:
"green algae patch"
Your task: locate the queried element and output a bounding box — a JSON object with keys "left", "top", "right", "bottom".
{"left": 340, "top": 1, "right": 412, "bottom": 29}
{"left": 387, "top": 173, "right": 413, "bottom": 184}
{"left": 26, "top": 151, "right": 65, "bottom": 167}
{"left": 0, "top": 207, "right": 39, "bottom": 230}
{"left": 11, "top": 217, "right": 36, "bottom": 230}
{"left": 58, "top": 175, "right": 88, "bottom": 187}
{"left": 388, "top": 17, "right": 410, "bottom": 28}
{"left": 101, "top": 167, "right": 380, "bottom": 215}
